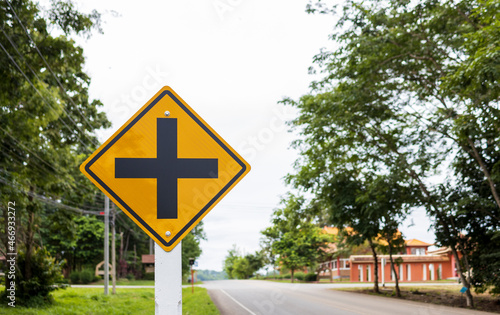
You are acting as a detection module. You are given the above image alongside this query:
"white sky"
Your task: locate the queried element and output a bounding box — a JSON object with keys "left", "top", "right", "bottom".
{"left": 66, "top": 0, "right": 435, "bottom": 271}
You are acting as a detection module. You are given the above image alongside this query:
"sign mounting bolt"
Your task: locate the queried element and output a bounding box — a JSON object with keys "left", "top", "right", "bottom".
{"left": 165, "top": 231, "right": 171, "bottom": 237}
{"left": 164, "top": 111, "right": 170, "bottom": 117}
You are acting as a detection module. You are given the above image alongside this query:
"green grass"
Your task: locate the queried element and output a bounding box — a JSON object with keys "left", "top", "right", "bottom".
{"left": 0, "top": 287, "right": 219, "bottom": 315}
{"left": 182, "top": 287, "right": 219, "bottom": 315}
{"left": 90, "top": 279, "right": 203, "bottom": 286}
{"left": 93, "top": 279, "right": 155, "bottom": 286}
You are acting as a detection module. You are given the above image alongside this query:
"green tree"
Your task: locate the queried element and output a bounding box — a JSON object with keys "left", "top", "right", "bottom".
{"left": 262, "top": 195, "right": 333, "bottom": 283}
{"left": 0, "top": 0, "right": 109, "bottom": 303}
{"left": 223, "top": 244, "right": 240, "bottom": 279}
{"left": 73, "top": 216, "right": 105, "bottom": 268}
{"left": 1, "top": 247, "right": 64, "bottom": 306}
{"left": 292, "top": 0, "right": 500, "bottom": 306}
{"left": 223, "top": 246, "right": 264, "bottom": 279}
{"left": 182, "top": 222, "right": 206, "bottom": 280}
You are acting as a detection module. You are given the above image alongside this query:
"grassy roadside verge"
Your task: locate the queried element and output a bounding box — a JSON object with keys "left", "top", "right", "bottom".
{"left": 90, "top": 279, "right": 203, "bottom": 286}
{"left": 0, "top": 287, "right": 219, "bottom": 315}
{"left": 333, "top": 285, "right": 500, "bottom": 314}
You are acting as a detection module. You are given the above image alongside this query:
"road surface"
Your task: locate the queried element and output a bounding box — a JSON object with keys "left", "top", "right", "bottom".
{"left": 203, "top": 280, "right": 494, "bottom": 315}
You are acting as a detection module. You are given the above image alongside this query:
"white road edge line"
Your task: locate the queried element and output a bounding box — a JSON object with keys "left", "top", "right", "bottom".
{"left": 219, "top": 289, "right": 257, "bottom": 315}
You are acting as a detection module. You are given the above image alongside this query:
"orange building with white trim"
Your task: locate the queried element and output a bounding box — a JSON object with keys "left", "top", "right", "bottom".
{"left": 318, "top": 227, "right": 458, "bottom": 282}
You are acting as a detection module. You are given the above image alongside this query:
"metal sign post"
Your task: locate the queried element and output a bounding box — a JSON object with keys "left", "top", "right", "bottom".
{"left": 155, "top": 242, "right": 182, "bottom": 315}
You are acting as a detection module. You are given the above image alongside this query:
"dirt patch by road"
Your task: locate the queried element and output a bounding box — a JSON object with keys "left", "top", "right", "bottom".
{"left": 335, "top": 285, "right": 500, "bottom": 314}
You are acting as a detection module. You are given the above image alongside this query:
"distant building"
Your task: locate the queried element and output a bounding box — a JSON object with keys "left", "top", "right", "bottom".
{"left": 317, "top": 227, "right": 458, "bottom": 282}
{"left": 142, "top": 254, "right": 155, "bottom": 273}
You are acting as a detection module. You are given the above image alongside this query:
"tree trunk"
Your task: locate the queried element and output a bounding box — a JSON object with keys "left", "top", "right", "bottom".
{"left": 465, "top": 138, "right": 500, "bottom": 220}
{"left": 387, "top": 240, "right": 401, "bottom": 298}
{"left": 368, "top": 239, "right": 379, "bottom": 293}
{"left": 407, "top": 169, "right": 475, "bottom": 306}
{"left": 291, "top": 268, "right": 295, "bottom": 283}
{"left": 25, "top": 188, "right": 36, "bottom": 282}
{"left": 450, "top": 246, "right": 474, "bottom": 307}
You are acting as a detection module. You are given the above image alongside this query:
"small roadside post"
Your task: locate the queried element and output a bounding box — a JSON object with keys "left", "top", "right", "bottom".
{"left": 80, "top": 86, "right": 250, "bottom": 314}
{"left": 189, "top": 258, "right": 195, "bottom": 294}
{"left": 460, "top": 286, "right": 468, "bottom": 305}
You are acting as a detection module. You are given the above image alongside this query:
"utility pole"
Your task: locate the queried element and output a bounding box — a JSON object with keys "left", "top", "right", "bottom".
{"left": 111, "top": 202, "right": 117, "bottom": 295}
{"left": 104, "top": 196, "right": 110, "bottom": 295}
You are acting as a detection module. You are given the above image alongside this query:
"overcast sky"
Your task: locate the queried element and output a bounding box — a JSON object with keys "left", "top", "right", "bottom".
{"left": 64, "top": 0, "right": 435, "bottom": 271}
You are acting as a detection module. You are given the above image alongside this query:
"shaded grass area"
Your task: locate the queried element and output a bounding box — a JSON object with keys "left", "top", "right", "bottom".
{"left": 334, "top": 285, "right": 500, "bottom": 313}
{"left": 0, "top": 287, "right": 219, "bottom": 315}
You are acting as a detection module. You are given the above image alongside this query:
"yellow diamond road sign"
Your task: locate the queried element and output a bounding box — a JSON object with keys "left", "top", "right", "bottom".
{"left": 80, "top": 86, "right": 251, "bottom": 251}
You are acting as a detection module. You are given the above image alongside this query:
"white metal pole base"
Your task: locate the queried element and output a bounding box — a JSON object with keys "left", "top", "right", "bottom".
{"left": 155, "top": 242, "right": 182, "bottom": 315}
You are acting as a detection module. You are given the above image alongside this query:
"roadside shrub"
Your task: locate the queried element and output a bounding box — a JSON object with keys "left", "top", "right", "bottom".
{"left": 294, "top": 272, "right": 305, "bottom": 281}
{"left": 0, "top": 247, "right": 64, "bottom": 306}
{"left": 126, "top": 273, "right": 135, "bottom": 281}
{"left": 70, "top": 271, "right": 81, "bottom": 284}
{"left": 144, "top": 272, "right": 155, "bottom": 280}
{"left": 80, "top": 269, "right": 93, "bottom": 284}
{"left": 282, "top": 273, "right": 291, "bottom": 279}
{"left": 305, "top": 273, "right": 317, "bottom": 282}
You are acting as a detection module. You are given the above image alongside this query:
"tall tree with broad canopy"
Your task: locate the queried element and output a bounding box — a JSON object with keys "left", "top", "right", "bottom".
{"left": 282, "top": 0, "right": 500, "bottom": 306}
{"left": 0, "top": 0, "right": 109, "bottom": 304}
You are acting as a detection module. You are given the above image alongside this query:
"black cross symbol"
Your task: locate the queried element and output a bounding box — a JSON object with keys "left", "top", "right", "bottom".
{"left": 115, "top": 118, "right": 218, "bottom": 219}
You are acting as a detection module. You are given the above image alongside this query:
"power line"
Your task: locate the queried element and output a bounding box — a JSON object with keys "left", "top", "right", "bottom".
{"left": 0, "top": 41, "right": 94, "bottom": 152}
{"left": 0, "top": 168, "right": 103, "bottom": 211}
{"left": 4, "top": 0, "right": 99, "bottom": 138}
{"left": 0, "top": 174, "right": 103, "bottom": 216}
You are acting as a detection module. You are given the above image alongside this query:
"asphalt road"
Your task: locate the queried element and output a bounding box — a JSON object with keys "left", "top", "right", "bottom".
{"left": 203, "top": 280, "right": 495, "bottom": 315}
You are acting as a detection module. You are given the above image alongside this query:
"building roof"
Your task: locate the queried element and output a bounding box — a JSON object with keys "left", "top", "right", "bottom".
{"left": 427, "top": 247, "right": 452, "bottom": 255}
{"left": 350, "top": 254, "right": 450, "bottom": 264}
{"left": 405, "top": 239, "right": 433, "bottom": 247}
{"left": 142, "top": 254, "right": 155, "bottom": 264}
{"left": 322, "top": 227, "right": 431, "bottom": 247}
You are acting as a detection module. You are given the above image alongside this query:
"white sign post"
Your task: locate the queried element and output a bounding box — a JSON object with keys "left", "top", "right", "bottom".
{"left": 155, "top": 242, "right": 182, "bottom": 314}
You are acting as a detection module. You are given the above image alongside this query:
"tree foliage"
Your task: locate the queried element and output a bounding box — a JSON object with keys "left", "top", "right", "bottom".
{"left": 182, "top": 222, "right": 206, "bottom": 280}
{"left": 223, "top": 245, "right": 264, "bottom": 279}
{"left": 261, "top": 195, "right": 334, "bottom": 282}
{"left": 278, "top": 0, "right": 500, "bottom": 305}
{"left": 0, "top": 0, "right": 109, "bottom": 304}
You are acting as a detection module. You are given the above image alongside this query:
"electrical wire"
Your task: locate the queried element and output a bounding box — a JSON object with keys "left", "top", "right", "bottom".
{"left": 4, "top": 0, "right": 99, "bottom": 138}
{"left": 0, "top": 173, "right": 103, "bottom": 216}
{"left": 0, "top": 41, "right": 94, "bottom": 152}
